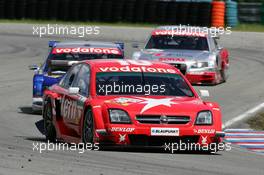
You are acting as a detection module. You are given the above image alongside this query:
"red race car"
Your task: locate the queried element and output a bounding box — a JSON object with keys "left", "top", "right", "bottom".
{"left": 43, "top": 59, "right": 225, "bottom": 151}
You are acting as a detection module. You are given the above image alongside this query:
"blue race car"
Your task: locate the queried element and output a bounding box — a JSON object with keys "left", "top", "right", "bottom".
{"left": 29, "top": 40, "right": 124, "bottom": 111}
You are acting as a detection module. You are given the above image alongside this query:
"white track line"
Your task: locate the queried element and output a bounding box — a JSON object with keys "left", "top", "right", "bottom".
{"left": 223, "top": 102, "right": 264, "bottom": 129}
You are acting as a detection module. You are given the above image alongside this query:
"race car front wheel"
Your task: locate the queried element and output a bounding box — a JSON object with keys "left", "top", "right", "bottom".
{"left": 43, "top": 101, "right": 56, "bottom": 142}
{"left": 82, "top": 109, "right": 94, "bottom": 144}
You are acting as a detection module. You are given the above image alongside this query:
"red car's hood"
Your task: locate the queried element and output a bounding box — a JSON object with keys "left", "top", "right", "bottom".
{"left": 94, "top": 96, "right": 210, "bottom": 118}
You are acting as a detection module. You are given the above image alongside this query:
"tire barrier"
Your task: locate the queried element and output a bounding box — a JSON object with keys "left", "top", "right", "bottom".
{"left": 166, "top": 1, "right": 178, "bottom": 24}
{"left": 211, "top": 1, "right": 225, "bottom": 27}
{"left": 5, "top": 0, "right": 16, "bottom": 19}
{"left": 226, "top": 1, "right": 238, "bottom": 27}
{"left": 238, "top": 2, "right": 263, "bottom": 23}
{"left": 261, "top": 3, "right": 264, "bottom": 24}
{"left": 156, "top": 0, "right": 168, "bottom": 24}
{"left": 26, "top": 0, "right": 37, "bottom": 19}
{"left": 69, "top": 0, "right": 81, "bottom": 21}
{"left": 101, "top": 0, "right": 113, "bottom": 22}
{"left": 15, "top": 0, "right": 27, "bottom": 19}
{"left": 36, "top": 0, "right": 48, "bottom": 20}
{"left": 57, "top": 0, "right": 70, "bottom": 21}
{"left": 189, "top": 2, "right": 199, "bottom": 26}
{"left": 111, "top": 0, "right": 124, "bottom": 22}
{"left": 123, "top": 0, "right": 135, "bottom": 22}
{"left": 198, "top": 2, "right": 212, "bottom": 27}
{"left": 144, "top": 0, "right": 157, "bottom": 23}
{"left": 0, "top": 0, "right": 5, "bottom": 19}
{"left": 1, "top": 0, "right": 262, "bottom": 27}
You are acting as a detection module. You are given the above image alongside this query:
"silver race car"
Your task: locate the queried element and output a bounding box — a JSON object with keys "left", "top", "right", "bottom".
{"left": 132, "top": 26, "right": 229, "bottom": 85}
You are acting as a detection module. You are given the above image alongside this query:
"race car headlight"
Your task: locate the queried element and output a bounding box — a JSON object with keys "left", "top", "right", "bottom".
{"left": 195, "top": 111, "right": 213, "bottom": 125}
{"left": 191, "top": 61, "right": 215, "bottom": 69}
{"left": 109, "top": 109, "right": 131, "bottom": 123}
{"left": 191, "top": 62, "right": 208, "bottom": 68}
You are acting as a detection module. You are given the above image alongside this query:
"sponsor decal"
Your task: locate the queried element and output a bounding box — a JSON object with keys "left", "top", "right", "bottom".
{"left": 151, "top": 128, "right": 179, "bottom": 136}
{"left": 152, "top": 30, "right": 206, "bottom": 37}
{"left": 99, "top": 66, "right": 176, "bottom": 74}
{"left": 136, "top": 97, "right": 177, "bottom": 114}
{"left": 112, "top": 97, "right": 142, "bottom": 106}
{"left": 110, "top": 127, "right": 135, "bottom": 132}
{"left": 52, "top": 47, "right": 121, "bottom": 55}
{"left": 98, "top": 60, "right": 176, "bottom": 73}
{"left": 60, "top": 96, "right": 83, "bottom": 123}
{"left": 119, "top": 134, "right": 126, "bottom": 142}
{"left": 201, "top": 136, "right": 208, "bottom": 144}
{"left": 159, "top": 57, "right": 186, "bottom": 63}
{"left": 193, "top": 129, "right": 216, "bottom": 134}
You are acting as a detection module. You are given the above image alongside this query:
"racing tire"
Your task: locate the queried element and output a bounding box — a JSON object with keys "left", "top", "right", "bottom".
{"left": 82, "top": 108, "right": 94, "bottom": 144}
{"left": 43, "top": 101, "right": 56, "bottom": 142}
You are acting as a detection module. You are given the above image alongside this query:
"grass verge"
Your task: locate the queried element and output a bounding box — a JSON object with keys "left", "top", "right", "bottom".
{"left": 247, "top": 112, "right": 264, "bottom": 130}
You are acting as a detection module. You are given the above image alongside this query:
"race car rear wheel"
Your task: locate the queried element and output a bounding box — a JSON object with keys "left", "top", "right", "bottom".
{"left": 82, "top": 109, "right": 94, "bottom": 144}
{"left": 43, "top": 101, "right": 56, "bottom": 142}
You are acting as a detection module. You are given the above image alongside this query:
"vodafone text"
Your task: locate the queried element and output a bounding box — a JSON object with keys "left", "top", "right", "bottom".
{"left": 52, "top": 47, "right": 121, "bottom": 55}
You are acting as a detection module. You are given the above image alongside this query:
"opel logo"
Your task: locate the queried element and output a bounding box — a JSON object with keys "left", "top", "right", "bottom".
{"left": 160, "top": 115, "right": 168, "bottom": 124}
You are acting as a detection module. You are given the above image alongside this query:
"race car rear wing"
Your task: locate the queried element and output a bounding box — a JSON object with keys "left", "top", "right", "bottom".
{"left": 49, "top": 41, "right": 59, "bottom": 48}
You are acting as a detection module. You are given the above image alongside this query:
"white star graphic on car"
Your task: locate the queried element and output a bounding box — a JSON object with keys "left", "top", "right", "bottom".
{"left": 119, "top": 134, "right": 126, "bottom": 142}
{"left": 136, "top": 97, "right": 177, "bottom": 114}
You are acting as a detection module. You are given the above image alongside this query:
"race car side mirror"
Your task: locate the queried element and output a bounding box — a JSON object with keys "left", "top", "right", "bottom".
{"left": 29, "top": 64, "right": 39, "bottom": 70}
{"left": 69, "top": 87, "right": 80, "bottom": 95}
{"left": 199, "top": 90, "right": 210, "bottom": 98}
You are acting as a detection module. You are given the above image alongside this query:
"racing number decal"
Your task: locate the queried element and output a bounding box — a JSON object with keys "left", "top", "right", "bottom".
{"left": 60, "top": 95, "right": 82, "bottom": 122}
{"left": 117, "top": 60, "right": 152, "bottom": 66}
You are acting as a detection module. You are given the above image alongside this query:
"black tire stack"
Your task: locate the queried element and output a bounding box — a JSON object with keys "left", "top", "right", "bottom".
{"left": 177, "top": 2, "right": 189, "bottom": 25}
{"left": 15, "top": 0, "right": 27, "bottom": 19}
{"left": 47, "top": 0, "right": 58, "bottom": 20}
{"left": 111, "top": 0, "right": 125, "bottom": 22}
{"left": 198, "top": 2, "right": 212, "bottom": 27}
{"left": 5, "top": 0, "right": 16, "bottom": 19}
{"left": 123, "top": 0, "right": 136, "bottom": 22}
{"left": 166, "top": 1, "right": 178, "bottom": 24}
{"left": 0, "top": 0, "right": 5, "bottom": 19}
{"left": 36, "top": 0, "right": 48, "bottom": 20}
{"left": 156, "top": 0, "right": 168, "bottom": 24}
{"left": 91, "top": 0, "right": 103, "bottom": 21}
{"left": 79, "top": 0, "right": 92, "bottom": 21}
{"left": 101, "top": 0, "right": 113, "bottom": 22}
{"left": 57, "top": 0, "right": 70, "bottom": 21}
{"left": 188, "top": 2, "right": 199, "bottom": 26}
{"left": 69, "top": 0, "right": 81, "bottom": 21}
{"left": 134, "top": 0, "right": 146, "bottom": 23}
{"left": 26, "top": 0, "right": 37, "bottom": 19}
{"left": 144, "top": 0, "right": 157, "bottom": 23}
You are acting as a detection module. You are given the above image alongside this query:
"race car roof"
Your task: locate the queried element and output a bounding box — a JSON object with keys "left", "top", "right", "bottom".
{"left": 54, "top": 41, "right": 119, "bottom": 48}
{"left": 83, "top": 59, "right": 181, "bottom": 74}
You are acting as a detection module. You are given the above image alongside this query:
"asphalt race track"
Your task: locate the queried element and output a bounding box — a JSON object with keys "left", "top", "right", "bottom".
{"left": 0, "top": 24, "right": 263, "bottom": 175}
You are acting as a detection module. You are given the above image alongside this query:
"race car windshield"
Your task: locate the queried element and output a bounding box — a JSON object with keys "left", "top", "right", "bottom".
{"left": 96, "top": 72, "right": 194, "bottom": 97}
{"left": 145, "top": 35, "right": 209, "bottom": 51}
{"left": 47, "top": 52, "right": 123, "bottom": 73}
